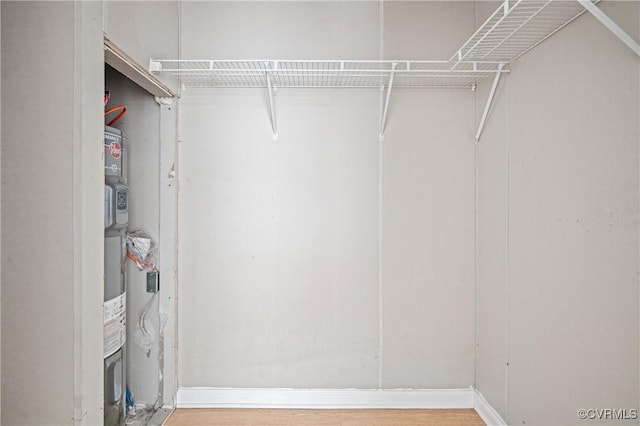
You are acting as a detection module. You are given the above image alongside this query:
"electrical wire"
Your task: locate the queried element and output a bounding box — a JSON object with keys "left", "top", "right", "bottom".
{"left": 105, "top": 105, "right": 127, "bottom": 126}
{"left": 125, "top": 250, "right": 158, "bottom": 338}
{"left": 139, "top": 292, "right": 157, "bottom": 338}
{"left": 126, "top": 251, "right": 157, "bottom": 271}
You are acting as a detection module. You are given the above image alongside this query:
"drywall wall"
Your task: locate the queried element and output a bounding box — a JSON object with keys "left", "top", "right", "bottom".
{"left": 1, "top": 1, "right": 104, "bottom": 424}
{"left": 0, "top": 4, "right": 3, "bottom": 421}
{"left": 382, "top": 5, "right": 477, "bottom": 385}
{"left": 380, "top": 2, "right": 476, "bottom": 389}
{"left": 179, "top": 1, "right": 380, "bottom": 59}
{"left": 103, "top": 1, "right": 180, "bottom": 92}
{"left": 158, "top": 102, "right": 179, "bottom": 407}
{"left": 476, "top": 69, "right": 509, "bottom": 419}
{"left": 381, "top": 89, "right": 475, "bottom": 389}
{"left": 475, "top": 1, "right": 509, "bottom": 418}
{"left": 382, "top": 1, "right": 479, "bottom": 385}
{"left": 106, "top": 65, "right": 163, "bottom": 407}
{"left": 177, "top": 1, "right": 477, "bottom": 390}
{"left": 476, "top": 75, "right": 509, "bottom": 418}
{"left": 507, "top": 4, "right": 639, "bottom": 422}
{"left": 179, "top": 88, "right": 381, "bottom": 388}
{"left": 178, "top": 0, "right": 381, "bottom": 389}
{"left": 382, "top": 1, "right": 478, "bottom": 59}
{"left": 477, "top": 1, "right": 640, "bottom": 424}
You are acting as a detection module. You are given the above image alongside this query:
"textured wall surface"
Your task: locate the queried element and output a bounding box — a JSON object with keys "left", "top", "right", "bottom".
{"left": 477, "top": 2, "right": 639, "bottom": 424}
{"left": 178, "top": 1, "right": 478, "bottom": 390}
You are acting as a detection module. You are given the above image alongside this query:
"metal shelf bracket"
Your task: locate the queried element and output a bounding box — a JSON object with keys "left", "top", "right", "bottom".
{"left": 265, "top": 63, "right": 278, "bottom": 141}
{"left": 379, "top": 63, "right": 397, "bottom": 142}
{"left": 475, "top": 63, "right": 506, "bottom": 144}
{"left": 578, "top": 0, "right": 640, "bottom": 57}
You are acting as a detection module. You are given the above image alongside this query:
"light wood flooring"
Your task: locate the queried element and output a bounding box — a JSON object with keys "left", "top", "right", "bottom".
{"left": 164, "top": 408, "right": 486, "bottom": 426}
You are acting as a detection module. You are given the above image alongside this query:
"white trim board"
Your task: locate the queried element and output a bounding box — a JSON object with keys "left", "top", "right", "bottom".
{"left": 177, "top": 387, "right": 505, "bottom": 423}
{"left": 177, "top": 387, "right": 474, "bottom": 409}
{"left": 473, "top": 390, "right": 507, "bottom": 426}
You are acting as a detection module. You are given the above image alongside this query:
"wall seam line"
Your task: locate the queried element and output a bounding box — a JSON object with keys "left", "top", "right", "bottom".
{"left": 377, "top": 0, "right": 385, "bottom": 390}
{"left": 473, "top": 0, "right": 480, "bottom": 393}
{"left": 504, "top": 71, "right": 510, "bottom": 424}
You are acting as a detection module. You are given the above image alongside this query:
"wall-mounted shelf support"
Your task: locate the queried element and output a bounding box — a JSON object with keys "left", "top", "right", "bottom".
{"left": 475, "top": 63, "right": 506, "bottom": 144}
{"left": 577, "top": 0, "right": 640, "bottom": 57}
{"left": 379, "top": 63, "right": 397, "bottom": 142}
{"left": 265, "top": 65, "right": 278, "bottom": 141}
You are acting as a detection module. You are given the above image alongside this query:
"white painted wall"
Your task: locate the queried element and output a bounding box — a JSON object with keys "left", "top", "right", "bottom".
{"left": 382, "top": 12, "right": 478, "bottom": 391}
{"left": 475, "top": 3, "right": 509, "bottom": 418}
{"left": 476, "top": 76, "right": 510, "bottom": 419}
{"left": 0, "top": 3, "right": 3, "bottom": 421}
{"left": 381, "top": 89, "right": 475, "bottom": 389}
{"left": 158, "top": 102, "right": 179, "bottom": 407}
{"left": 180, "top": 1, "right": 380, "bottom": 59}
{"left": 103, "top": 1, "right": 180, "bottom": 92}
{"left": 1, "top": 1, "right": 104, "bottom": 424}
{"left": 477, "top": 1, "right": 640, "bottom": 424}
{"left": 178, "top": 1, "right": 478, "bottom": 390}
{"left": 179, "top": 88, "right": 381, "bottom": 388}
{"left": 382, "top": 1, "right": 477, "bottom": 59}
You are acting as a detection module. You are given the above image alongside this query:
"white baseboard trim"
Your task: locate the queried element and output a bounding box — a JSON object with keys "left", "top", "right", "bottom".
{"left": 473, "top": 390, "right": 507, "bottom": 426}
{"left": 176, "top": 386, "right": 507, "bottom": 425}
{"left": 177, "top": 387, "right": 475, "bottom": 409}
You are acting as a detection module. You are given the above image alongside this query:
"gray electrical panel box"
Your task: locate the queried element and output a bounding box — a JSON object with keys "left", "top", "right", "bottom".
{"left": 147, "top": 270, "right": 160, "bottom": 293}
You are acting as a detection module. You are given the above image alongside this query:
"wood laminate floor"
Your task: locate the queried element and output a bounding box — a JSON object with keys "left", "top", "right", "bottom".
{"left": 164, "top": 408, "right": 486, "bottom": 426}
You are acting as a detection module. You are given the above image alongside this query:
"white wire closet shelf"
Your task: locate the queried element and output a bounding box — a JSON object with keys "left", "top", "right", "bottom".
{"left": 148, "top": 0, "right": 617, "bottom": 142}
{"left": 149, "top": 0, "right": 598, "bottom": 89}
{"left": 450, "top": 0, "right": 594, "bottom": 64}
{"left": 150, "top": 60, "right": 507, "bottom": 89}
